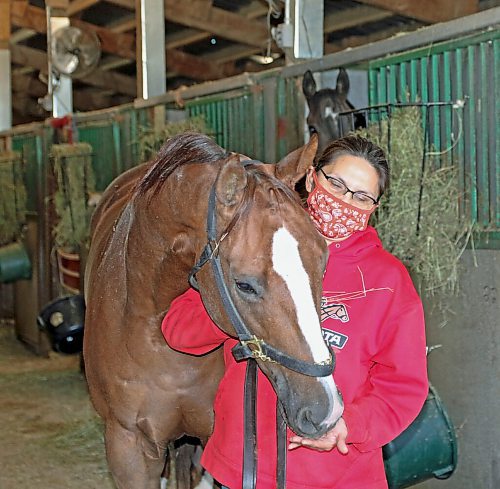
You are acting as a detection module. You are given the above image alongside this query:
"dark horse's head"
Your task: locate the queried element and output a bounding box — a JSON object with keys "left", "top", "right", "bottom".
{"left": 139, "top": 133, "right": 343, "bottom": 438}
{"left": 303, "top": 68, "right": 366, "bottom": 154}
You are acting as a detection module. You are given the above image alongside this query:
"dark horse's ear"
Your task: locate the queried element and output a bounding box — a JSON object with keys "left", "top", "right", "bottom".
{"left": 275, "top": 134, "right": 318, "bottom": 188}
{"left": 302, "top": 70, "right": 317, "bottom": 101}
{"left": 215, "top": 155, "right": 248, "bottom": 208}
{"left": 336, "top": 68, "right": 350, "bottom": 97}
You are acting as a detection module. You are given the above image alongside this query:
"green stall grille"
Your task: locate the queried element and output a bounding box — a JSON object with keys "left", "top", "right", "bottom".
{"left": 77, "top": 108, "right": 140, "bottom": 192}
{"left": 186, "top": 87, "right": 267, "bottom": 161}
{"left": 367, "top": 29, "right": 499, "bottom": 243}
{"left": 11, "top": 129, "right": 51, "bottom": 213}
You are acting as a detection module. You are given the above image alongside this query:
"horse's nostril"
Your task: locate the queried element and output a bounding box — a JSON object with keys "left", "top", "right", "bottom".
{"left": 296, "top": 406, "right": 323, "bottom": 437}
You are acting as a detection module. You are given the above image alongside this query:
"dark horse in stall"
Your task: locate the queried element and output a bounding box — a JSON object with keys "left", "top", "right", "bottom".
{"left": 302, "top": 68, "right": 366, "bottom": 155}
{"left": 83, "top": 132, "right": 344, "bottom": 489}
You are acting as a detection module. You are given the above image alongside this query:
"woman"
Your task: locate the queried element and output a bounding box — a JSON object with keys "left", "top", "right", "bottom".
{"left": 162, "top": 135, "right": 428, "bottom": 489}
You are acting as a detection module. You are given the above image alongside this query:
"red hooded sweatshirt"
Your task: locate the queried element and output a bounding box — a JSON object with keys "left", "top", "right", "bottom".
{"left": 162, "top": 226, "right": 428, "bottom": 489}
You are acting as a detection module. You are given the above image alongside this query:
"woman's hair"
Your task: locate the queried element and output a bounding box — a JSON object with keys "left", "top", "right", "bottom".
{"left": 315, "top": 135, "right": 390, "bottom": 196}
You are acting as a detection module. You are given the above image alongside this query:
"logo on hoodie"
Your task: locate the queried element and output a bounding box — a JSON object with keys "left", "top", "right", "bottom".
{"left": 322, "top": 328, "right": 348, "bottom": 349}
{"left": 321, "top": 298, "right": 349, "bottom": 323}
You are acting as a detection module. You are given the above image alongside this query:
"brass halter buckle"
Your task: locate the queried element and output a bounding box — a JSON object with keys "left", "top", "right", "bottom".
{"left": 240, "top": 336, "right": 277, "bottom": 364}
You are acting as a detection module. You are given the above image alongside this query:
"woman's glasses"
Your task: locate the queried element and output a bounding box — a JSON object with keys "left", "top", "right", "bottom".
{"left": 319, "top": 169, "right": 380, "bottom": 210}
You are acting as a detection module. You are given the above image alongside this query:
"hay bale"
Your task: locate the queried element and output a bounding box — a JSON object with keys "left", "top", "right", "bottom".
{"left": 51, "top": 144, "right": 96, "bottom": 253}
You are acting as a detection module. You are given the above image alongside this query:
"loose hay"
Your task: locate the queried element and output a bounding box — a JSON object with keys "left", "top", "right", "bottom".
{"left": 138, "top": 116, "right": 210, "bottom": 162}
{"left": 356, "top": 107, "right": 473, "bottom": 297}
{"left": 51, "top": 143, "right": 96, "bottom": 252}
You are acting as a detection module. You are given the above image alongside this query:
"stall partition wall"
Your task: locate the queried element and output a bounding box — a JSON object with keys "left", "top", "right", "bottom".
{"left": 368, "top": 28, "right": 500, "bottom": 243}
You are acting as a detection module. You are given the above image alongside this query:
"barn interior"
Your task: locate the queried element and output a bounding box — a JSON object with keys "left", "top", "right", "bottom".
{"left": 0, "top": 1, "right": 499, "bottom": 489}
{"left": 3, "top": 0, "right": 496, "bottom": 126}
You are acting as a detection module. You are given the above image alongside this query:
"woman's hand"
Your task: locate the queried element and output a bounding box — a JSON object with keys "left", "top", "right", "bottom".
{"left": 288, "top": 417, "right": 348, "bottom": 454}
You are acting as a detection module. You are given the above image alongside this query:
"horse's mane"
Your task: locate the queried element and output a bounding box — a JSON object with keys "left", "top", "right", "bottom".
{"left": 137, "top": 132, "right": 226, "bottom": 195}
{"left": 136, "top": 132, "right": 303, "bottom": 229}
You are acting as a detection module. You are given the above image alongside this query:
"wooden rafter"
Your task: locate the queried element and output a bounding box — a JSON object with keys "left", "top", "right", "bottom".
{"left": 11, "top": 28, "right": 37, "bottom": 44}
{"left": 164, "top": 0, "right": 269, "bottom": 48}
{"left": 324, "top": 23, "right": 420, "bottom": 55}
{"left": 324, "top": 5, "right": 393, "bottom": 33}
{"left": 10, "top": 44, "right": 137, "bottom": 96}
{"left": 357, "top": 0, "right": 478, "bottom": 24}
{"left": 11, "top": 3, "right": 137, "bottom": 60}
{"left": 205, "top": 5, "right": 394, "bottom": 66}
{"left": 165, "top": 0, "right": 268, "bottom": 50}
{"left": 0, "top": 0, "right": 11, "bottom": 48}
{"left": 67, "top": 0, "right": 101, "bottom": 16}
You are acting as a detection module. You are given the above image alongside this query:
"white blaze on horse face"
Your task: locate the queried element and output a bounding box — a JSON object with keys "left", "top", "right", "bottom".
{"left": 271, "top": 227, "right": 331, "bottom": 364}
{"left": 324, "top": 106, "right": 338, "bottom": 120}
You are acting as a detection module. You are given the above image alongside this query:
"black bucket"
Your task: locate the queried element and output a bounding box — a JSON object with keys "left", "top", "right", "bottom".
{"left": 383, "top": 384, "right": 458, "bottom": 488}
{"left": 37, "top": 295, "right": 85, "bottom": 354}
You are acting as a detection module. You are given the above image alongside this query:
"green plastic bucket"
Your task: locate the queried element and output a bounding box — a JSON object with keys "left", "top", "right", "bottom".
{"left": 383, "top": 384, "right": 457, "bottom": 488}
{"left": 0, "top": 242, "right": 32, "bottom": 283}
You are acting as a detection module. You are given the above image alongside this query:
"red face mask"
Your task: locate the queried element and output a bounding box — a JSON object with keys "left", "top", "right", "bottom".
{"left": 307, "top": 171, "right": 376, "bottom": 240}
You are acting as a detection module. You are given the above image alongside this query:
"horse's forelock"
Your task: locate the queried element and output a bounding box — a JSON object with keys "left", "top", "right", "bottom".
{"left": 221, "top": 166, "right": 303, "bottom": 238}
{"left": 137, "top": 132, "right": 226, "bottom": 196}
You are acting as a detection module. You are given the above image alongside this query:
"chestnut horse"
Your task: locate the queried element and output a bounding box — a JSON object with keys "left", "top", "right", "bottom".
{"left": 303, "top": 68, "right": 366, "bottom": 154}
{"left": 83, "top": 133, "right": 343, "bottom": 489}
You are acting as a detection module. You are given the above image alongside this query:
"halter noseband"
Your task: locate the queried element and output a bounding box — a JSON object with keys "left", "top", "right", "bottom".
{"left": 188, "top": 164, "right": 334, "bottom": 378}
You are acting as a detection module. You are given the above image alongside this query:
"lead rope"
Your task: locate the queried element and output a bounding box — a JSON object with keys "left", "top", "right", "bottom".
{"left": 243, "top": 360, "right": 258, "bottom": 489}
{"left": 242, "top": 360, "right": 288, "bottom": 489}
{"left": 276, "top": 401, "right": 287, "bottom": 489}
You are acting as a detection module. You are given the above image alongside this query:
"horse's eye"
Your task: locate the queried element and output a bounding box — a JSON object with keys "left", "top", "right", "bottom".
{"left": 308, "top": 126, "right": 317, "bottom": 135}
{"left": 235, "top": 281, "right": 257, "bottom": 295}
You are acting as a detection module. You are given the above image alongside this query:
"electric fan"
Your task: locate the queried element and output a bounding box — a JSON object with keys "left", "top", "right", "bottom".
{"left": 51, "top": 26, "right": 101, "bottom": 78}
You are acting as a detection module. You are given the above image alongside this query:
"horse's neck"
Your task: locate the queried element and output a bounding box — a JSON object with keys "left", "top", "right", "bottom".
{"left": 123, "top": 179, "right": 210, "bottom": 313}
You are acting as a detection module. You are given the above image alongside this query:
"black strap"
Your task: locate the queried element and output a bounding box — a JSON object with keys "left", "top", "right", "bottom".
{"left": 243, "top": 360, "right": 258, "bottom": 489}
{"left": 276, "top": 401, "right": 287, "bottom": 489}
{"left": 232, "top": 341, "right": 334, "bottom": 378}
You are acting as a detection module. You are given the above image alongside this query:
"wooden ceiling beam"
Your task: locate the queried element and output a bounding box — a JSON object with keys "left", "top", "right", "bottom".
{"left": 10, "top": 44, "right": 137, "bottom": 96}
{"left": 166, "top": 48, "right": 237, "bottom": 81}
{"left": 11, "top": 3, "right": 137, "bottom": 60}
{"left": 11, "top": 3, "right": 232, "bottom": 82}
{"left": 165, "top": 0, "right": 268, "bottom": 49}
{"left": 67, "top": 0, "right": 101, "bottom": 16}
{"left": 108, "top": 15, "right": 136, "bottom": 33}
{"left": 356, "top": 0, "right": 478, "bottom": 24}
{"left": 164, "top": 0, "right": 269, "bottom": 48}
{"left": 12, "top": 95, "right": 47, "bottom": 118}
{"left": 12, "top": 73, "right": 131, "bottom": 111}
{"left": 0, "top": 0, "right": 11, "bottom": 48}
{"left": 324, "top": 24, "right": 420, "bottom": 55}
{"left": 324, "top": 5, "right": 393, "bottom": 33}
{"left": 12, "top": 73, "right": 47, "bottom": 98}
{"left": 106, "top": 0, "right": 135, "bottom": 9}
{"left": 10, "top": 28, "right": 37, "bottom": 44}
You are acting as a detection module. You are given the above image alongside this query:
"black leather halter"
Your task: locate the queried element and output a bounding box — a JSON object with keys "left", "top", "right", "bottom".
{"left": 189, "top": 169, "right": 335, "bottom": 489}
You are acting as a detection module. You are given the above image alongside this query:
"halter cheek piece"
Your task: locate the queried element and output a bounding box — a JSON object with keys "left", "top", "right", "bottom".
{"left": 188, "top": 160, "right": 335, "bottom": 489}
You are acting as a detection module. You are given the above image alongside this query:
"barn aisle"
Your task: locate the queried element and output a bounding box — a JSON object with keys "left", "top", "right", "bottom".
{"left": 0, "top": 320, "right": 114, "bottom": 489}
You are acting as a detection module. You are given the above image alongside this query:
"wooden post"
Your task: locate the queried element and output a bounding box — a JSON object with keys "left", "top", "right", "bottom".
{"left": 45, "top": 1, "right": 73, "bottom": 117}
{"left": 0, "top": 0, "right": 12, "bottom": 130}
{"left": 135, "top": 0, "right": 166, "bottom": 99}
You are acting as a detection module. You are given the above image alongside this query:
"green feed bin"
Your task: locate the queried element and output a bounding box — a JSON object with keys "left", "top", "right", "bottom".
{"left": 0, "top": 242, "right": 32, "bottom": 283}
{"left": 383, "top": 384, "right": 457, "bottom": 488}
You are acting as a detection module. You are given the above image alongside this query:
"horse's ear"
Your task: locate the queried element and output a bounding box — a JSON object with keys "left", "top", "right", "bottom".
{"left": 215, "top": 155, "right": 247, "bottom": 208}
{"left": 302, "top": 70, "right": 317, "bottom": 100}
{"left": 275, "top": 134, "right": 318, "bottom": 188}
{"left": 336, "top": 68, "right": 350, "bottom": 97}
